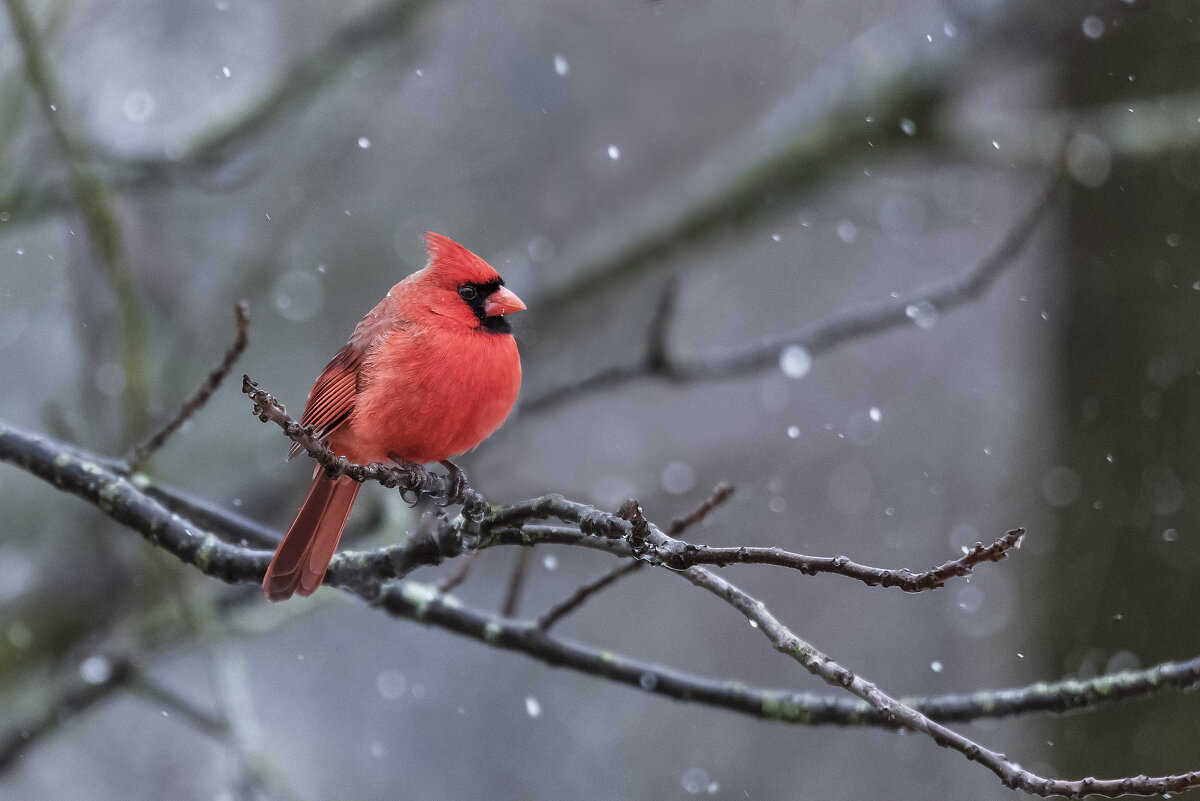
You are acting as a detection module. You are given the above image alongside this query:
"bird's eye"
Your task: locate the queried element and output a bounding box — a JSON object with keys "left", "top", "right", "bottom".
{"left": 458, "top": 285, "right": 479, "bottom": 302}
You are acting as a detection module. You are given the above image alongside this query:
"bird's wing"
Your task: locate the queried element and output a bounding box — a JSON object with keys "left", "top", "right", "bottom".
{"left": 288, "top": 343, "right": 362, "bottom": 460}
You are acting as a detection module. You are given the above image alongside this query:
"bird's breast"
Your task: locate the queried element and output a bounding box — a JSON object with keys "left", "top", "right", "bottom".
{"left": 348, "top": 326, "right": 521, "bottom": 464}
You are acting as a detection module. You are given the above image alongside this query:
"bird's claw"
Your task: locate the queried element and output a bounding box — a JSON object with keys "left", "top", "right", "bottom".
{"left": 386, "top": 454, "right": 426, "bottom": 505}
{"left": 383, "top": 455, "right": 468, "bottom": 506}
{"left": 438, "top": 459, "right": 469, "bottom": 506}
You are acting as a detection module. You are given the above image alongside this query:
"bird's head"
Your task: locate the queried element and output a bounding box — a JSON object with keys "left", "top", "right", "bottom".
{"left": 420, "top": 232, "right": 526, "bottom": 333}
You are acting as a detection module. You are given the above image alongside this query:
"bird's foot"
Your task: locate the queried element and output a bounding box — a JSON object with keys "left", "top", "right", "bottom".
{"left": 438, "top": 459, "right": 469, "bottom": 505}
{"left": 386, "top": 454, "right": 428, "bottom": 504}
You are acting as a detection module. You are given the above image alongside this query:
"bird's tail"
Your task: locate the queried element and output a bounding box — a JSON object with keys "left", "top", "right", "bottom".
{"left": 263, "top": 473, "right": 361, "bottom": 601}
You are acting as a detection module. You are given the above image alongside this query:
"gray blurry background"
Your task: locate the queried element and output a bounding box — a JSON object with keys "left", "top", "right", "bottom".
{"left": 2, "top": 0, "right": 1200, "bottom": 799}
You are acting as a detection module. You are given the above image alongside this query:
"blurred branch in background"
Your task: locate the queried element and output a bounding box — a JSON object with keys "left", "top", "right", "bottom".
{"left": 0, "top": 646, "right": 289, "bottom": 799}
{"left": 0, "top": 656, "right": 135, "bottom": 772}
{"left": 111, "top": 0, "right": 438, "bottom": 173}
{"left": 0, "top": 0, "right": 438, "bottom": 225}
{"left": 0, "top": 655, "right": 226, "bottom": 771}
{"left": 524, "top": 163, "right": 1064, "bottom": 413}
{"left": 3, "top": 0, "right": 150, "bottom": 438}
{"left": 528, "top": 7, "right": 1200, "bottom": 330}
{"left": 526, "top": 6, "right": 1041, "bottom": 321}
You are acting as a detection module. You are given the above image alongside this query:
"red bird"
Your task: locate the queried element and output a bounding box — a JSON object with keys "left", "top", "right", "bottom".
{"left": 263, "top": 232, "right": 525, "bottom": 601}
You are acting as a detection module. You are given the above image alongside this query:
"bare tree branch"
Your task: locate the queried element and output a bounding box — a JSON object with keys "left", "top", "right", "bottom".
{"left": 141, "top": 483, "right": 282, "bottom": 552}
{"left": 4, "top": 417, "right": 1199, "bottom": 796}
{"left": 375, "top": 566, "right": 1200, "bottom": 734}
{"left": 0, "top": 418, "right": 1037, "bottom": 730}
{"left": 680, "top": 564, "right": 1200, "bottom": 798}
{"left": 659, "top": 527, "right": 1026, "bottom": 591}
{"left": 477, "top": 518, "right": 1023, "bottom": 594}
{"left": 0, "top": 420, "right": 270, "bottom": 585}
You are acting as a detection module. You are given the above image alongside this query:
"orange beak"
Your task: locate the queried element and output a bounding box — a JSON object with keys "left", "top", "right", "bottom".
{"left": 485, "top": 285, "right": 527, "bottom": 317}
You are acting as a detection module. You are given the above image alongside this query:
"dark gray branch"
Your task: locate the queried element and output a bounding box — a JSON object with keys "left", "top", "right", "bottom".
{"left": 662, "top": 527, "right": 1026, "bottom": 591}
{"left": 5, "top": 417, "right": 1200, "bottom": 796}
{"left": 3, "top": 416, "right": 1175, "bottom": 730}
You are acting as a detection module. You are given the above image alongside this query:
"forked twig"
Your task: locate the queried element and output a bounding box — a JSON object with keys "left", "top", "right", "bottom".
{"left": 537, "top": 483, "right": 736, "bottom": 630}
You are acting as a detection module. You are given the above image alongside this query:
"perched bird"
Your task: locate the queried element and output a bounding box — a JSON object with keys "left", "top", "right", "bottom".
{"left": 263, "top": 232, "right": 525, "bottom": 601}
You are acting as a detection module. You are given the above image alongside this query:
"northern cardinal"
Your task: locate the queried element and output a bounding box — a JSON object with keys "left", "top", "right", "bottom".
{"left": 262, "top": 232, "right": 526, "bottom": 601}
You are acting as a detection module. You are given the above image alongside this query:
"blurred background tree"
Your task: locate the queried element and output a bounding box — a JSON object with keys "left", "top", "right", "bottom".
{"left": 1, "top": 0, "right": 1199, "bottom": 798}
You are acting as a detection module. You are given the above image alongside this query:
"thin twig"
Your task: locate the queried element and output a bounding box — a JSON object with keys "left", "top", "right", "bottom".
{"left": 662, "top": 527, "right": 1026, "bottom": 592}
{"left": 436, "top": 551, "right": 478, "bottom": 593}
{"left": 129, "top": 301, "right": 250, "bottom": 467}
{"left": 483, "top": 517, "right": 1023, "bottom": 594}
{"left": 669, "top": 482, "right": 736, "bottom": 534}
{"left": 537, "top": 561, "right": 644, "bottom": 631}
{"left": 500, "top": 548, "right": 531, "bottom": 617}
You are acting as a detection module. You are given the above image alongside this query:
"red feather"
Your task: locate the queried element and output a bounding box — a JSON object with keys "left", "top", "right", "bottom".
{"left": 263, "top": 233, "right": 525, "bottom": 601}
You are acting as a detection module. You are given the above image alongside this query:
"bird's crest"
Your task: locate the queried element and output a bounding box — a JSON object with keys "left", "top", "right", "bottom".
{"left": 424, "top": 232, "right": 502, "bottom": 286}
